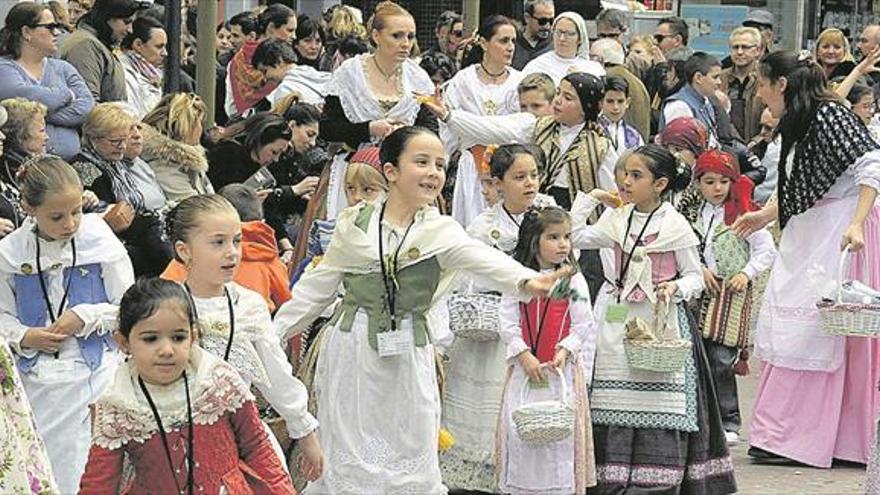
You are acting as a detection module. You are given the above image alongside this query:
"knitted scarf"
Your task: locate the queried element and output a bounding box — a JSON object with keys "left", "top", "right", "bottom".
{"left": 779, "top": 101, "right": 878, "bottom": 227}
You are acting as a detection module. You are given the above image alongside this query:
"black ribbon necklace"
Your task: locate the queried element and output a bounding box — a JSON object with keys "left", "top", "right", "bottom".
{"left": 501, "top": 204, "right": 523, "bottom": 228}
{"left": 521, "top": 297, "right": 553, "bottom": 357}
{"left": 35, "top": 231, "right": 76, "bottom": 358}
{"left": 615, "top": 205, "right": 661, "bottom": 303}
{"left": 377, "top": 202, "right": 416, "bottom": 332}
{"left": 480, "top": 62, "right": 508, "bottom": 79}
{"left": 139, "top": 373, "right": 195, "bottom": 495}
{"left": 184, "top": 284, "right": 235, "bottom": 361}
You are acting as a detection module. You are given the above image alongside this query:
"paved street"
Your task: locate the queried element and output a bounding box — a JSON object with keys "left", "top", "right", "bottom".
{"left": 731, "top": 371, "right": 866, "bottom": 494}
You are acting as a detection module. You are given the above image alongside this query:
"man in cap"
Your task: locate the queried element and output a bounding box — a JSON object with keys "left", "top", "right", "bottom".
{"left": 742, "top": 9, "right": 775, "bottom": 56}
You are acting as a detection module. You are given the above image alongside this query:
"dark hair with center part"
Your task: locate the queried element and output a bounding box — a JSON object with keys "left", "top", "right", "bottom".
{"left": 118, "top": 278, "right": 194, "bottom": 338}
{"left": 461, "top": 15, "right": 516, "bottom": 68}
{"left": 512, "top": 206, "right": 577, "bottom": 271}
{"left": 604, "top": 75, "right": 630, "bottom": 97}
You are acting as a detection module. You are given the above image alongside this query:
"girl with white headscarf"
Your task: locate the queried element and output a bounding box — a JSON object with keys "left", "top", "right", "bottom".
{"left": 522, "top": 12, "right": 605, "bottom": 85}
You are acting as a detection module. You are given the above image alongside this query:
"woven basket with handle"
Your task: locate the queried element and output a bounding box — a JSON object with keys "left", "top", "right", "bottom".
{"left": 817, "top": 245, "right": 880, "bottom": 337}
{"left": 623, "top": 299, "right": 692, "bottom": 373}
{"left": 511, "top": 367, "right": 575, "bottom": 444}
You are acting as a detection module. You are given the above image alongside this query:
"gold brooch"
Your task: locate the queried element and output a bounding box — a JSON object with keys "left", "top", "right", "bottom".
{"left": 490, "top": 229, "right": 501, "bottom": 240}
{"left": 407, "top": 247, "right": 421, "bottom": 260}
{"left": 20, "top": 263, "right": 32, "bottom": 275}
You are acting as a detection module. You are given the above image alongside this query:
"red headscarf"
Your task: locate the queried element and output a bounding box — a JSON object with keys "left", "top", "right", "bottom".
{"left": 659, "top": 117, "right": 709, "bottom": 158}
{"left": 694, "top": 149, "right": 757, "bottom": 225}
{"left": 350, "top": 146, "right": 382, "bottom": 173}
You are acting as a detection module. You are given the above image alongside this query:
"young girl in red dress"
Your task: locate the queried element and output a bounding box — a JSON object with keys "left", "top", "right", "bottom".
{"left": 79, "top": 278, "right": 295, "bottom": 495}
{"left": 497, "top": 206, "right": 597, "bottom": 494}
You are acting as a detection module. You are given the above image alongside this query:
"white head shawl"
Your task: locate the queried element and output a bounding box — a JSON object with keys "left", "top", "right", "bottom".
{"left": 553, "top": 12, "right": 590, "bottom": 60}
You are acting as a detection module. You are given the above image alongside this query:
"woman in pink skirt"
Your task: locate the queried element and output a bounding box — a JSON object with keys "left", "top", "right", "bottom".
{"left": 734, "top": 50, "right": 880, "bottom": 468}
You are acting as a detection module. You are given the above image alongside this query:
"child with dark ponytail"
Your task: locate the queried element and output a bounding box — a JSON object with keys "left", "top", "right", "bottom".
{"left": 570, "top": 144, "right": 737, "bottom": 493}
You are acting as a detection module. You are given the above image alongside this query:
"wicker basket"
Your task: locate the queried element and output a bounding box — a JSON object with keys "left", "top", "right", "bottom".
{"left": 448, "top": 292, "right": 501, "bottom": 342}
{"left": 623, "top": 300, "right": 692, "bottom": 373}
{"left": 511, "top": 368, "right": 575, "bottom": 444}
{"left": 818, "top": 246, "right": 880, "bottom": 337}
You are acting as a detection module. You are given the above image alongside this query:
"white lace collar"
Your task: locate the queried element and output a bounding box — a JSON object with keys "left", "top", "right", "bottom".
{"left": 91, "top": 346, "right": 252, "bottom": 449}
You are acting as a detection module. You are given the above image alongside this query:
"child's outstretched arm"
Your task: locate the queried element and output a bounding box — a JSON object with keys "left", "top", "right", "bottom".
{"left": 273, "top": 259, "right": 343, "bottom": 342}
{"left": 78, "top": 444, "right": 124, "bottom": 495}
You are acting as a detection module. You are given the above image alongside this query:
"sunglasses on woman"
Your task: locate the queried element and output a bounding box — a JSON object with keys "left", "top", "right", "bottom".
{"left": 32, "top": 22, "right": 64, "bottom": 32}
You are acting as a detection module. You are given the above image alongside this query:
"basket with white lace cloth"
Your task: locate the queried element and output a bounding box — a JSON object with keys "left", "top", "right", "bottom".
{"left": 447, "top": 281, "right": 501, "bottom": 341}
{"left": 511, "top": 367, "right": 575, "bottom": 444}
{"left": 623, "top": 299, "right": 692, "bottom": 372}
{"left": 817, "top": 245, "right": 880, "bottom": 337}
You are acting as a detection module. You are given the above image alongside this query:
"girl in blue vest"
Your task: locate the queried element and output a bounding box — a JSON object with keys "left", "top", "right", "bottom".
{"left": 0, "top": 154, "right": 134, "bottom": 493}
{"left": 497, "top": 205, "right": 597, "bottom": 494}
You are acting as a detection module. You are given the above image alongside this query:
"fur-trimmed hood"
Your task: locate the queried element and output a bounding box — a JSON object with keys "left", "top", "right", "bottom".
{"left": 140, "top": 123, "right": 208, "bottom": 174}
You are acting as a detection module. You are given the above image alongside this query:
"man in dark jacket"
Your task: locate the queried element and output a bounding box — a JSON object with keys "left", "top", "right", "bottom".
{"left": 512, "top": 0, "right": 554, "bottom": 70}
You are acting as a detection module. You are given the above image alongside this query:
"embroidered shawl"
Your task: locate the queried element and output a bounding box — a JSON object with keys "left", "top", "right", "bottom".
{"left": 325, "top": 54, "right": 434, "bottom": 125}
{"left": 779, "top": 101, "right": 879, "bottom": 227}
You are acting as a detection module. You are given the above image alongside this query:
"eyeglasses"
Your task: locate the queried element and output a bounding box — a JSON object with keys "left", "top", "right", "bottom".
{"left": 654, "top": 33, "right": 673, "bottom": 43}
{"left": 32, "top": 22, "right": 63, "bottom": 32}
{"left": 529, "top": 15, "right": 554, "bottom": 26}
{"left": 100, "top": 136, "right": 128, "bottom": 148}
{"left": 597, "top": 32, "right": 622, "bottom": 39}
{"left": 730, "top": 44, "right": 757, "bottom": 51}
{"left": 553, "top": 29, "right": 578, "bottom": 39}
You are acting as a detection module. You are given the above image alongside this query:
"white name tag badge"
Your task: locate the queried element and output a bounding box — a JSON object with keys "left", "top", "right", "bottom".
{"left": 377, "top": 330, "right": 413, "bottom": 358}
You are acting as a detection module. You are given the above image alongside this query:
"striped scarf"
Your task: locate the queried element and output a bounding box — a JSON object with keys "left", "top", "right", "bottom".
{"left": 123, "top": 50, "right": 162, "bottom": 88}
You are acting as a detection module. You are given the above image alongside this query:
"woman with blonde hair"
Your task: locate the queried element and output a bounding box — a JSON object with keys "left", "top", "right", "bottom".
{"left": 71, "top": 102, "right": 173, "bottom": 276}
{"left": 814, "top": 28, "right": 856, "bottom": 81}
{"left": 1, "top": 97, "right": 48, "bottom": 170}
{"left": 319, "top": 5, "right": 367, "bottom": 72}
{"left": 140, "top": 92, "right": 213, "bottom": 202}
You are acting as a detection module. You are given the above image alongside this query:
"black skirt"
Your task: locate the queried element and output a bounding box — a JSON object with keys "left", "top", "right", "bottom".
{"left": 588, "top": 308, "right": 737, "bottom": 495}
